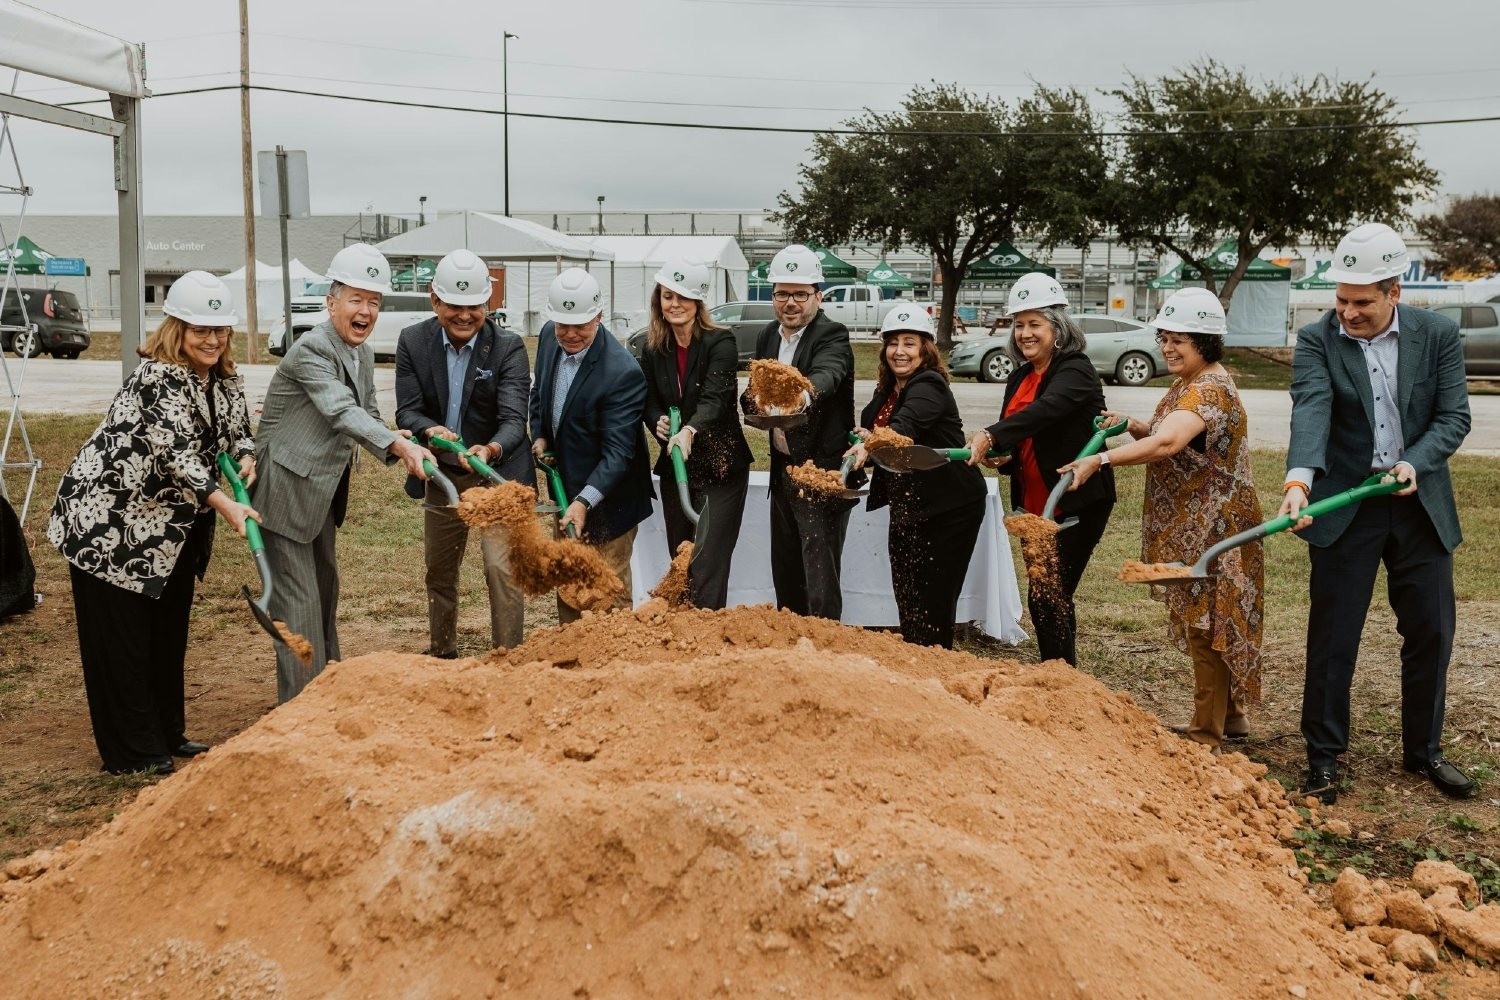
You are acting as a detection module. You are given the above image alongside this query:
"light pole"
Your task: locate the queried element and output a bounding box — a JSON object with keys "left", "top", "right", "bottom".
{"left": 418, "top": 195, "right": 427, "bottom": 227}
{"left": 597, "top": 195, "right": 605, "bottom": 235}
{"left": 503, "top": 31, "right": 518, "bottom": 216}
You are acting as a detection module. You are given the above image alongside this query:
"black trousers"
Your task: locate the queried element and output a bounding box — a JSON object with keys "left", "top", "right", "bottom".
{"left": 661, "top": 465, "right": 750, "bottom": 610}
{"left": 69, "top": 521, "right": 207, "bottom": 772}
{"left": 1028, "top": 497, "right": 1113, "bottom": 665}
{"left": 1302, "top": 494, "right": 1455, "bottom": 770}
{"left": 769, "top": 470, "right": 851, "bottom": 620}
{"left": 890, "top": 500, "right": 986, "bottom": 649}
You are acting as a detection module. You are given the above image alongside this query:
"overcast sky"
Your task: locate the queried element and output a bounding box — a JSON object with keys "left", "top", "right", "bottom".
{"left": 5, "top": 0, "right": 1498, "bottom": 219}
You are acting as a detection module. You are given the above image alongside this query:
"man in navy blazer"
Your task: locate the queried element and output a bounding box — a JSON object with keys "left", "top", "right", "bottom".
{"left": 528, "top": 267, "right": 653, "bottom": 622}
{"left": 1280, "top": 224, "right": 1473, "bottom": 804}
{"left": 396, "top": 250, "right": 532, "bottom": 655}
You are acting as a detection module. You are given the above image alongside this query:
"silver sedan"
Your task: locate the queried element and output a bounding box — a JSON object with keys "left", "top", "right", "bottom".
{"left": 948, "top": 315, "right": 1168, "bottom": 386}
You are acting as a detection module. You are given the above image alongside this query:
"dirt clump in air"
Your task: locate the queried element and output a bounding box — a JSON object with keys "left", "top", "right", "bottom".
{"left": 650, "top": 540, "right": 694, "bottom": 607}
{"left": 1003, "top": 510, "right": 1063, "bottom": 600}
{"left": 1, "top": 604, "right": 1465, "bottom": 998}
{"left": 271, "top": 620, "right": 313, "bottom": 665}
{"left": 786, "top": 460, "right": 848, "bottom": 499}
{"left": 456, "top": 481, "right": 622, "bottom": 611}
{"left": 1120, "top": 558, "right": 1198, "bottom": 582}
{"left": 747, "top": 359, "right": 812, "bottom": 412}
{"left": 863, "top": 426, "right": 914, "bottom": 452}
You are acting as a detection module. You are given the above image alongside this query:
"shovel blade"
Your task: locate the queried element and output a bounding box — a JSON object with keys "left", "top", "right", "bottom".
{"left": 242, "top": 585, "right": 285, "bottom": 644}
{"left": 871, "top": 445, "right": 951, "bottom": 473}
{"left": 745, "top": 412, "right": 809, "bottom": 431}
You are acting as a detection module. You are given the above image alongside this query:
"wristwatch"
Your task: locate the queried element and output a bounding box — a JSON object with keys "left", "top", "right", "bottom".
{"left": 575, "top": 495, "right": 593, "bottom": 511}
{"left": 1098, "top": 451, "right": 1111, "bottom": 467}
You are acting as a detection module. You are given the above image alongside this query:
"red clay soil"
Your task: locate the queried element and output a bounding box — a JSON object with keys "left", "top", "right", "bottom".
{"left": 650, "top": 540, "right": 694, "bottom": 607}
{"left": 1003, "top": 512, "right": 1063, "bottom": 602}
{"left": 456, "top": 482, "right": 622, "bottom": 611}
{"left": 271, "top": 620, "right": 313, "bottom": 665}
{"left": 747, "top": 359, "right": 812, "bottom": 412}
{"left": 1120, "top": 559, "right": 1198, "bottom": 582}
{"left": 0, "top": 604, "right": 1439, "bottom": 997}
{"left": 786, "top": 460, "right": 847, "bottom": 498}
{"left": 863, "top": 426, "right": 914, "bottom": 451}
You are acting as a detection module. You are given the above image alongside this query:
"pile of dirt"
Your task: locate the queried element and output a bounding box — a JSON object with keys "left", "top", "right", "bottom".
{"left": 650, "top": 540, "right": 694, "bottom": 606}
{"left": 1120, "top": 558, "right": 1197, "bottom": 582}
{"left": 786, "top": 459, "right": 847, "bottom": 498}
{"left": 863, "top": 426, "right": 914, "bottom": 452}
{"left": 456, "top": 481, "right": 622, "bottom": 611}
{"left": 0, "top": 604, "right": 1451, "bottom": 997}
{"left": 747, "top": 359, "right": 812, "bottom": 412}
{"left": 1002, "top": 511, "right": 1062, "bottom": 598}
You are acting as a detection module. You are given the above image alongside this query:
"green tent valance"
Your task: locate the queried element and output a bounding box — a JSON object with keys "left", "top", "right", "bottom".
{"left": 393, "top": 258, "right": 438, "bottom": 286}
{"left": 804, "top": 242, "right": 858, "bottom": 282}
{"left": 0, "top": 235, "right": 89, "bottom": 276}
{"left": 748, "top": 261, "right": 770, "bottom": 286}
{"left": 963, "top": 242, "right": 1055, "bottom": 282}
{"left": 1149, "top": 240, "right": 1291, "bottom": 289}
{"left": 1292, "top": 260, "right": 1334, "bottom": 290}
{"left": 862, "top": 258, "right": 914, "bottom": 290}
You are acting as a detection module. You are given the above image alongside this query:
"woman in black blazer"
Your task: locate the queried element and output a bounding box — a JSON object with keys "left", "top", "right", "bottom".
{"left": 638, "top": 259, "right": 752, "bottom": 608}
{"left": 47, "top": 272, "right": 260, "bottom": 775}
{"left": 847, "top": 307, "right": 986, "bottom": 648}
{"left": 966, "top": 273, "right": 1115, "bottom": 665}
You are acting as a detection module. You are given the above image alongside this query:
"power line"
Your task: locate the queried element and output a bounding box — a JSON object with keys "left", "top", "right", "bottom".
{"left": 57, "top": 82, "right": 1500, "bottom": 138}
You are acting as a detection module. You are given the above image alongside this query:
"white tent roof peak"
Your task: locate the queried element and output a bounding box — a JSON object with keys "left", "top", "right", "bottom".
{"left": 0, "top": 0, "right": 147, "bottom": 97}
{"left": 375, "top": 210, "right": 613, "bottom": 262}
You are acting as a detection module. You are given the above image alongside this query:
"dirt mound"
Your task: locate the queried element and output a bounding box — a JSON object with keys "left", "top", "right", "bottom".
{"left": 787, "top": 459, "right": 847, "bottom": 498}
{"left": 0, "top": 606, "right": 1414, "bottom": 997}
{"left": 747, "top": 359, "right": 812, "bottom": 412}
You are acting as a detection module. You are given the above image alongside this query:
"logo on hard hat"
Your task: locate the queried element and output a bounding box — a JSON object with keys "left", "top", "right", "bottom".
{"left": 699, "top": 283, "right": 710, "bottom": 293}
{"left": 456, "top": 280, "right": 470, "bottom": 291}
{"left": 786, "top": 262, "right": 798, "bottom": 272}
{"left": 366, "top": 266, "right": 379, "bottom": 278}
{"left": 673, "top": 271, "right": 685, "bottom": 282}
{"left": 1381, "top": 252, "right": 1399, "bottom": 263}
{"left": 1197, "top": 310, "right": 1209, "bottom": 319}
{"left": 208, "top": 299, "right": 222, "bottom": 310}
{"left": 1342, "top": 255, "right": 1357, "bottom": 268}
{"left": 1165, "top": 306, "right": 1176, "bottom": 316}
{"left": 1017, "top": 289, "right": 1029, "bottom": 300}
{"left": 897, "top": 311, "right": 910, "bottom": 322}
{"left": 563, "top": 300, "right": 575, "bottom": 310}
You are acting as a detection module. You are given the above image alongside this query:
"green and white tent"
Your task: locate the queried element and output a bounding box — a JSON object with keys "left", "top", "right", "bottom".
{"left": 1292, "top": 260, "right": 1335, "bottom": 290}
{"left": 1148, "top": 240, "right": 1291, "bottom": 345}
{"left": 0, "top": 235, "right": 63, "bottom": 275}
{"left": 393, "top": 258, "right": 438, "bottom": 288}
{"left": 804, "top": 242, "right": 858, "bottom": 282}
{"left": 963, "top": 242, "right": 1055, "bottom": 282}
{"left": 862, "top": 258, "right": 914, "bottom": 290}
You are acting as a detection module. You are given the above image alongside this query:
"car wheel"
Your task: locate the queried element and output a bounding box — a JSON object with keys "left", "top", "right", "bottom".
{"left": 979, "top": 350, "right": 1013, "bottom": 383}
{"left": 13, "top": 330, "right": 42, "bottom": 358}
{"left": 1115, "top": 351, "right": 1153, "bottom": 387}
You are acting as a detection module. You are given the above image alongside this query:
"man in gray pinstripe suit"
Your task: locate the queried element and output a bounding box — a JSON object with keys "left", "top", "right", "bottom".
{"left": 251, "top": 244, "right": 434, "bottom": 703}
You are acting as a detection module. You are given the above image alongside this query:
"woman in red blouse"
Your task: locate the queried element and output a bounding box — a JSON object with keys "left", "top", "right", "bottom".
{"left": 966, "top": 272, "right": 1116, "bottom": 665}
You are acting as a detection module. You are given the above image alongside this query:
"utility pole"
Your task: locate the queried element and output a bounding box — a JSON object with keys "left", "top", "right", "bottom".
{"left": 503, "top": 31, "right": 517, "bottom": 216}
{"left": 238, "top": 0, "right": 258, "bottom": 363}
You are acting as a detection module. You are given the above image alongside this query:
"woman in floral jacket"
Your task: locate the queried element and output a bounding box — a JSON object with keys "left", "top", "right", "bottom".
{"left": 48, "top": 271, "right": 260, "bottom": 776}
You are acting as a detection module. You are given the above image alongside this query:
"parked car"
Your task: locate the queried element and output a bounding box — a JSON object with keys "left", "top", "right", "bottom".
{"left": 818, "top": 283, "right": 935, "bottom": 331}
{"left": 268, "top": 291, "right": 436, "bottom": 361}
{"left": 625, "top": 300, "right": 775, "bottom": 367}
{"left": 1433, "top": 303, "right": 1500, "bottom": 376}
{"left": 947, "top": 314, "right": 1167, "bottom": 386}
{"left": 0, "top": 287, "right": 90, "bottom": 358}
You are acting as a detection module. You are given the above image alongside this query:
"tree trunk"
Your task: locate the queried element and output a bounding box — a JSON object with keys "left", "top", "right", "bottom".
{"left": 934, "top": 261, "right": 963, "bottom": 351}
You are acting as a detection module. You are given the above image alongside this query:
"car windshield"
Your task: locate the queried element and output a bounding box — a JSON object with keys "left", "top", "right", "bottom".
{"left": 304, "top": 280, "right": 332, "bottom": 296}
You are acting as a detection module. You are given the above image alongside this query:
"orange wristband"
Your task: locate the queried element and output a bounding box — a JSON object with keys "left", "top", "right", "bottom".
{"left": 1283, "top": 480, "right": 1309, "bottom": 494}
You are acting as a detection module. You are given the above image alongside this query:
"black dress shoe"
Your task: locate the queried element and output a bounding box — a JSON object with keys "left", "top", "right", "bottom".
{"left": 423, "top": 648, "right": 459, "bottom": 660}
{"left": 108, "top": 757, "right": 175, "bottom": 776}
{"left": 1405, "top": 757, "right": 1475, "bottom": 799}
{"left": 1300, "top": 767, "right": 1339, "bottom": 805}
{"left": 173, "top": 740, "right": 210, "bottom": 758}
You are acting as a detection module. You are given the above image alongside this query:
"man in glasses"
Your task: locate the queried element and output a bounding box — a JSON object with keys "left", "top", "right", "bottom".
{"left": 742, "top": 243, "right": 857, "bottom": 620}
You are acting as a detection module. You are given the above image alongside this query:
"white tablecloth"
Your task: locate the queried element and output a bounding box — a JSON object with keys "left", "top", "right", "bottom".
{"left": 629, "top": 472, "right": 1027, "bottom": 643}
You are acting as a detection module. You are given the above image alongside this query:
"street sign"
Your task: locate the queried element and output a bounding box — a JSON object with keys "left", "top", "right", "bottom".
{"left": 43, "top": 257, "right": 87, "bottom": 276}
{"left": 256, "top": 149, "right": 310, "bottom": 220}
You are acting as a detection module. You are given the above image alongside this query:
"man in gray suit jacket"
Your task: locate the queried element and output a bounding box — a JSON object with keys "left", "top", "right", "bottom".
{"left": 252, "top": 244, "right": 434, "bottom": 703}
{"left": 1280, "top": 223, "right": 1473, "bottom": 804}
{"left": 395, "top": 249, "right": 532, "bottom": 656}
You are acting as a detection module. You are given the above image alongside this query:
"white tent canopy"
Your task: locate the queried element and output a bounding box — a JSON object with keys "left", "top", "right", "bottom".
{"left": 220, "top": 258, "right": 325, "bottom": 325}
{"left": 555, "top": 234, "right": 750, "bottom": 334}
{"left": 0, "top": 0, "right": 146, "bottom": 98}
{"left": 376, "top": 210, "right": 613, "bottom": 262}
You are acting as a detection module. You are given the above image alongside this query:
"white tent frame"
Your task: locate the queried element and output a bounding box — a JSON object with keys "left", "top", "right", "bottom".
{"left": 0, "top": 2, "right": 147, "bottom": 522}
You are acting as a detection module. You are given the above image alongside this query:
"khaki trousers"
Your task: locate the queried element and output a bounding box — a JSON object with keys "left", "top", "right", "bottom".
{"left": 424, "top": 470, "right": 525, "bottom": 653}
{"left": 556, "top": 524, "right": 636, "bottom": 625}
{"left": 1185, "top": 625, "right": 1247, "bottom": 749}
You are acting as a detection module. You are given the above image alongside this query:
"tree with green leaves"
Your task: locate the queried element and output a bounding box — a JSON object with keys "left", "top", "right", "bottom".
{"left": 1108, "top": 60, "right": 1437, "bottom": 305}
{"left": 775, "top": 83, "right": 1107, "bottom": 349}
{"left": 1417, "top": 194, "right": 1500, "bottom": 277}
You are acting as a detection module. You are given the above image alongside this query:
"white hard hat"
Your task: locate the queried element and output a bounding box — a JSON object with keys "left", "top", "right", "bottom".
{"left": 163, "top": 270, "right": 237, "bottom": 327}
{"left": 767, "top": 244, "right": 824, "bottom": 285}
{"left": 654, "top": 258, "right": 713, "bottom": 301}
{"left": 326, "top": 243, "right": 393, "bottom": 295}
{"left": 879, "top": 303, "right": 934, "bottom": 340}
{"left": 1007, "top": 272, "right": 1068, "bottom": 314}
{"left": 431, "top": 249, "right": 493, "bottom": 306}
{"left": 546, "top": 267, "right": 603, "bottom": 324}
{"left": 1322, "top": 223, "right": 1408, "bottom": 285}
{"left": 1154, "top": 287, "right": 1227, "bottom": 335}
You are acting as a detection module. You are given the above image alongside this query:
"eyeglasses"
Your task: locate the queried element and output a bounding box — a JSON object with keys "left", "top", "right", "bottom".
{"left": 772, "top": 290, "right": 815, "bottom": 303}
{"left": 186, "top": 327, "right": 232, "bottom": 341}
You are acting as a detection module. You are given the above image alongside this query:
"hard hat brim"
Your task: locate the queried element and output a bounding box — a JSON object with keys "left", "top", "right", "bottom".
{"left": 1319, "top": 266, "right": 1401, "bottom": 286}
{"left": 162, "top": 303, "right": 239, "bottom": 327}
{"left": 546, "top": 306, "right": 603, "bottom": 325}
{"left": 1153, "top": 319, "right": 1226, "bottom": 335}
{"left": 335, "top": 277, "right": 392, "bottom": 295}
{"left": 655, "top": 277, "right": 706, "bottom": 301}
{"left": 1006, "top": 298, "right": 1069, "bottom": 315}
{"left": 432, "top": 287, "right": 492, "bottom": 307}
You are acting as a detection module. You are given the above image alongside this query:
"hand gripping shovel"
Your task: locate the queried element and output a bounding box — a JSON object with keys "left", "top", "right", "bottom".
{"left": 1033, "top": 415, "right": 1131, "bottom": 531}
{"left": 215, "top": 452, "right": 284, "bottom": 644}
{"left": 1125, "top": 473, "right": 1405, "bottom": 585}
{"left": 428, "top": 435, "right": 559, "bottom": 513}
{"left": 668, "top": 406, "right": 716, "bottom": 582}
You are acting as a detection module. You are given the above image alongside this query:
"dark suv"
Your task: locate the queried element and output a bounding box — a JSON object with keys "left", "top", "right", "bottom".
{"left": 1, "top": 287, "right": 90, "bottom": 358}
{"left": 625, "top": 300, "right": 775, "bottom": 367}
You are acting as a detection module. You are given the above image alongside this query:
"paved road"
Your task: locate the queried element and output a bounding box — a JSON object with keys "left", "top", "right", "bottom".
{"left": 10, "top": 356, "right": 1500, "bottom": 456}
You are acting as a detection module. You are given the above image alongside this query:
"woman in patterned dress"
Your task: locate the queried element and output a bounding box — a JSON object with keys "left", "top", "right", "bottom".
{"left": 48, "top": 272, "right": 260, "bottom": 775}
{"left": 1059, "top": 287, "right": 1264, "bottom": 751}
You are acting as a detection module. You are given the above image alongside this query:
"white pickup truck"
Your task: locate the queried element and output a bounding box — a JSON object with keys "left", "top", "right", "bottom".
{"left": 818, "top": 283, "right": 934, "bottom": 331}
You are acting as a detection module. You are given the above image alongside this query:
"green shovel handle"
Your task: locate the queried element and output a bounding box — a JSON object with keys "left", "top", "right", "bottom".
{"left": 537, "top": 452, "right": 577, "bottom": 538}
{"left": 216, "top": 452, "right": 264, "bottom": 554}
{"left": 668, "top": 407, "right": 691, "bottom": 487}
{"left": 939, "top": 448, "right": 1007, "bottom": 462}
{"left": 428, "top": 433, "right": 501, "bottom": 483}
